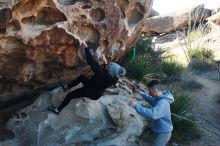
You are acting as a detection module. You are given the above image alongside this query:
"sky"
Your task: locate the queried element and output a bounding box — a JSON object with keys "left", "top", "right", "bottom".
{"left": 153, "top": 0, "right": 220, "bottom": 15}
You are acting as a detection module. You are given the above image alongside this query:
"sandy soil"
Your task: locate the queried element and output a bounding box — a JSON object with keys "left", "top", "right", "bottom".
{"left": 183, "top": 73, "right": 220, "bottom": 146}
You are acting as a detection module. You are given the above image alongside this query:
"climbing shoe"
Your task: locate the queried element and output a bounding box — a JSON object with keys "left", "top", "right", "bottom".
{"left": 47, "top": 105, "right": 59, "bottom": 115}
{"left": 60, "top": 84, "right": 68, "bottom": 92}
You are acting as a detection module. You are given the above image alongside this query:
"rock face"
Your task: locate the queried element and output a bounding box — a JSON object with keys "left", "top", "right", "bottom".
{"left": 0, "top": 0, "right": 153, "bottom": 83}
{"left": 149, "top": 8, "right": 159, "bottom": 17}
{"left": 152, "top": 32, "right": 190, "bottom": 65}
{"left": 208, "top": 12, "right": 220, "bottom": 26}
{"left": 153, "top": 24, "right": 220, "bottom": 66}
{"left": 1, "top": 78, "right": 147, "bottom": 146}
{"left": 142, "top": 4, "right": 220, "bottom": 66}
{"left": 142, "top": 4, "right": 212, "bottom": 35}
{"left": 0, "top": 0, "right": 153, "bottom": 110}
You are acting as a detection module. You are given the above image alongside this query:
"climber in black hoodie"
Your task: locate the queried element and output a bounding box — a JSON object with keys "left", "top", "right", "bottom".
{"left": 48, "top": 47, "right": 126, "bottom": 115}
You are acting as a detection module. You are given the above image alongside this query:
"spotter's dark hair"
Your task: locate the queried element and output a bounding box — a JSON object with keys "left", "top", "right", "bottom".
{"left": 147, "top": 80, "right": 161, "bottom": 89}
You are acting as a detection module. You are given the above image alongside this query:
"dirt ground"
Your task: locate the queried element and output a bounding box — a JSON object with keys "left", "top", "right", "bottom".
{"left": 180, "top": 72, "right": 220, "bottom": 146}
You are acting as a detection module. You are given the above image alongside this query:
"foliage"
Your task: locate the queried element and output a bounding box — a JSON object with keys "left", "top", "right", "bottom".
{"left": 189, "top": 58, "right": 217, "bottom": 71}
{"left": 188, "top": 48, "right": 214, "bottom": 60}
{"left": 180, "top": 24, "right": 216, "bottom": 71}
{"left": 178, "top": 23, "right": 211, "bottom": 63}
{"left": 124, "top": 37, "right": 182, "bottom": 82}
{"left": 123, "top": 37, "right": 186, "bottom": 82}
{"left": 188, "top": 47, "right": 216, "bottom": 70}
{"left": 160, "top": 61, "right": 186, "bottom": 82}
{"left": 187, "top": 29, "right": 204, "bottom": 42}
{"left": 122, "top": 37, "right": 165, "bottom": 82}
{"left": 169, "top": 87, "right": 200, "bottom": 141}
{"left": 134, "top": 37, "right": 166, "bottom": 62}
{"left": 125, "top": 56, "right": 158, "bottom": 81}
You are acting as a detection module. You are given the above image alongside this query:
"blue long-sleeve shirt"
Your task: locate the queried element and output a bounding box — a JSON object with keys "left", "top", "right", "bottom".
{"left": 133, "top": 90, "right": 174, "bottom": 133}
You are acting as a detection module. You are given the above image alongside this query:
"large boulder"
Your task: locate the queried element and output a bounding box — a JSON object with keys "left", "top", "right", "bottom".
{"left": 1, "top": 78, "right": 146, "bottom": 146}
{"left": 0, "top": 0, "right": 153, "bottom": 84}
{"left": 152, "top": 32, "right": 190, "bottom": 65}
{"left": 149, "top": 8, "right": 159, "bottom": 17}
{"left": 0, "top": 0, "right": 153, "bottom": 116}
{"left": 142, "top": 4, "right": 212, "bottom": 35}
{"left": 152, "top": 24, "right": 220, "bottom": 66}
{"left": 0, "top": 0, "right": 20, "bottom": 30}
{"left": 207, "top": 12, "right": 220, "bottom": 26}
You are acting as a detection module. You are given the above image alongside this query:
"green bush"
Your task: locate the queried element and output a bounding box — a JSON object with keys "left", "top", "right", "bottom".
{"left": 187, "top": 29, "right": 204, "bottom": 42}
{"left": 178, "top": 23, "right": 211, "bottom": 63}
{"left": 125, "top": 56, "right": 158, "bottom": 81}
{"left": 188, "top": 48, "right": 214, "bottom": 60}
{"left": 160, "top": 61, "right": 186, "bottom": 82}
{"left": 135, "top": 37, "right": 152, "bottom": 55}
{"left": 188, "top": 48, "right": 217, "bottom": 71}
{"left": 189, "top": 58, "right": 217, "bottom": 71}
{"left": 135, "top": 37, "right": 166, "bottom": 62}
{"left": 123, "top": 37, "right": 186, "bottom": 82}
{"left": 169, "top": 87, "right": 200, "bottom": 141}
{"left": 123, "top": 37, "right": 165, "bottom": 82}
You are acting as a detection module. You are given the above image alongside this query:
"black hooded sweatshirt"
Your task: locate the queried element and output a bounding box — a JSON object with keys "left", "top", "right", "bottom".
{"left": 68, "top": 47, "right": 118, "bottom": 99}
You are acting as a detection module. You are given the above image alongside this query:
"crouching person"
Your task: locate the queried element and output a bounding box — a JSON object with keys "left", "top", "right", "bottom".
{"left": 128, "top": 80, "right": 174, "bottom": 146}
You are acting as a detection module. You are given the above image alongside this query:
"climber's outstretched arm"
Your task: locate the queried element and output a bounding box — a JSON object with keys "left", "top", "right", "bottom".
{"left": 84, "top": 47, "right": 102, "bottom": 75}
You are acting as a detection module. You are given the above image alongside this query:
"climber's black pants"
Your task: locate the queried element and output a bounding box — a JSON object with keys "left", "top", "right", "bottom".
{"left": 57, "top": 75, "right": 101, "bottom": 112}
{"left": 57, "top": 87, "right": 86, "bottom": 112}
{"left": 67, "top": 75, "right": 90, "bottom": 89}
